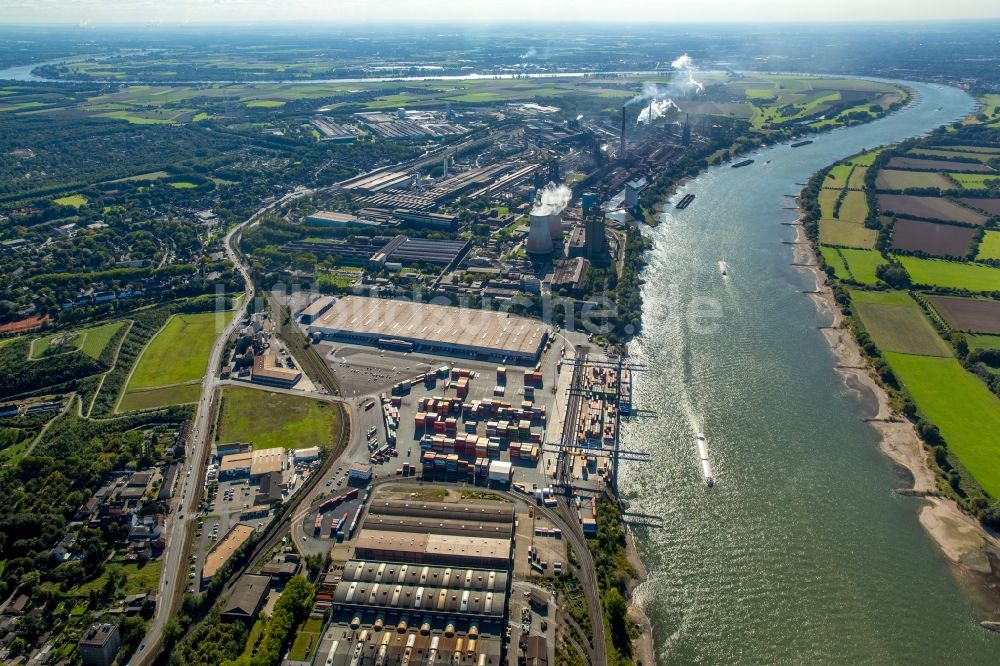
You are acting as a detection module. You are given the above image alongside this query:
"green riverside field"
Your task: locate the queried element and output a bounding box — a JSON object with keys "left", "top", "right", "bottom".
{"left": 883, "top": 352, "right": 1000, "bottom": 497}
{"left": 839, "top": 249, "right": 886, "bottom": 285}
{"left": 897, "top": 256, "right": 1000, "bottom": 292}
{"left": 852, "top": 291, "right": 952, "bottom": 356}
{"left": 216, "top": 386, "right": 342, "bottom": 450}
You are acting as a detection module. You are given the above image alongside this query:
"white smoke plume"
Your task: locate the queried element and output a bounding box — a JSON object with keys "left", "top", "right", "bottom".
{"left": 637, "top": 98, "right": 679, "bottom": 125}
{"left": 520, "top": 47, "right": 538, "bottom": 59}
{"left": 671, "top": 53, "right": 704, "bottom": 94}
{"left": 532, "top": 182, "right": 572, "bottom": 216}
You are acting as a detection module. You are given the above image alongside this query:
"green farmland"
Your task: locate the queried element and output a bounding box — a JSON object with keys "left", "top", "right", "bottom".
{"left": 838, "top": 190, "right": 868, "bottom": 223}
{"left": 839, "top": 249, "right": 886, "bottom": 285}
{"left": 884, "top": 352, "right": 1000, "bottom": 497}
{"left": 847, "top": 148, "right": 884, "bottom": 167}
{"left": 819, "top": 246, "right": 849, "bottom": 280}
{"left": 819, "top": 247, "right": 885, "bottom": 284}
{"left": 216, "top": 386, "right": 343, "bottom": 451}
{"left": 852, "top": 291, "right": 952, "bottom": 357}
{"left": 977, "top": 231, "right": 1000, "bottom": 261}
{"left": 897, "top": 256, "right": 1000, "bottom": 292}
{"left": 823, "top": 164, "right": 853, "bottom": 189}
{"left": 819, "top": 219, "right": 877, "bottom": 249}
{"left": 949, "top": 173, "right": 1000, "bottom": 190}
{"left": 968, "top": 334, "right": 1000, "bottom": 351}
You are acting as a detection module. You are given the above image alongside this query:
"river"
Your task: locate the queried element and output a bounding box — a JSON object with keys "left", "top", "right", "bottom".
{"left": 619, "top": 81, "right": 1000, "bottom": 664}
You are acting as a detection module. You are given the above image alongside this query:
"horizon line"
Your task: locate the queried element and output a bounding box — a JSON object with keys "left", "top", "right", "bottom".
{"left": 2, "top": 17, "right": 1000, "bottom": 28}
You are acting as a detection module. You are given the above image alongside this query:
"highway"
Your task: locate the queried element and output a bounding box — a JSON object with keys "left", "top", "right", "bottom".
{"left": 134, "top": 188, "right": 315, "bottom": 665}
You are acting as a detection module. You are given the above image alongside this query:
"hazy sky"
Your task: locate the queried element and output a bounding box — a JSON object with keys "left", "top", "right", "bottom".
{"left": 1, "top": 0, "right": 999, "bottom": 25}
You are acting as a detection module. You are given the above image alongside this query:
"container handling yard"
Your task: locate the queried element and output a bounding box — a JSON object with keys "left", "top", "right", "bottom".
{"left": 273, "top": 295, "right": 648, "bottom": 665}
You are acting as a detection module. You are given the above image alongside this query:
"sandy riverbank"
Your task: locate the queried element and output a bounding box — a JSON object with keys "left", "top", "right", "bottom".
{"left": 792, "top": 219, "right": 1000, "bottom": 619}
{"left": 623, "top": 522, "right": 656, "bottom": 665}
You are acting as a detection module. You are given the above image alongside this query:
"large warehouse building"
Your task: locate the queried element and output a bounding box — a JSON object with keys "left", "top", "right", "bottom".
{"left": 314, "top": 495, "right": 513, "bottom": 665}
{"left": 303, "top": 295, "right": 548, "bottom": 365}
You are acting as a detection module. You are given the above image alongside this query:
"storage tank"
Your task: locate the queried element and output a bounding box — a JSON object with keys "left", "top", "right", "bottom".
{"left": 526, "top": 212, "right": 554, "bottom": 255}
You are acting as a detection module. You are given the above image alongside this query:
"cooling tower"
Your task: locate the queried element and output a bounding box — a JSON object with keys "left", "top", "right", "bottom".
{"left": 526, "top": 212, "right": 554, "bottom": 255}
{"left": 547, "top": 213, "right": 562, "bottom": 240}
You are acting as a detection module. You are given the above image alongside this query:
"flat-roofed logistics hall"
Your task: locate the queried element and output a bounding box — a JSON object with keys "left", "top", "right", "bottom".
{"left": 304, "top": 295, "right": 548, "bottom": 364}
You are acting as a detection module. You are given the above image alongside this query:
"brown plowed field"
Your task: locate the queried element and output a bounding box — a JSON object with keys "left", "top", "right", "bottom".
{"left": 890, "top": 218, "right": 976, "bottom": 258}
{"left": 888, "top": 156, "right": 994, "bottom": 173}
{"left": 959, "top": 198, "right": 1000, "bottom": 216}
{"left": 875, "top": 169, "right": 952, "bottom": 190}
{"left": 928, "top": 296, "right": 1000, "bottom": 334}
{"left": 877, "top": 194, "right": 987, "bottom": 225}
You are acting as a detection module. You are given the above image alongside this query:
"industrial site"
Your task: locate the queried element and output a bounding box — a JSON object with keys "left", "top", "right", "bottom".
{"left": 155, "top": 65, "right": 870, "bottom": 666}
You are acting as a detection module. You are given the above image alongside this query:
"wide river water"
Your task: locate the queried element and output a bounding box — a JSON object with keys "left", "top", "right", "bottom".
{"left": 619, "top": 80, "right": 1000, "bottom": 665}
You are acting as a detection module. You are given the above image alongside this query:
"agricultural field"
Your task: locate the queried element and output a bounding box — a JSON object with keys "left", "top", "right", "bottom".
{"left": 968, "top": 334, "right": 1000, "bottom": 351}
{"left": 838, "top": 190, "right": 868, "bottom": 223}
{"left": 216, "top": 386, "right": 342, "bottom": 451}
{"left": 890, "top": 218, "right": 976, "bottom": 258}
{"left": 120, "top": 310, "right": 233, "bottom": 410}
{"left": 958, "top": 198, "right": 1000, "bottom": 216}
{"left": 909, "top": 148, "right": 994, "bottom": 163}
{"left": 875, "top": 170, "right": 953, "bottom": 191}
{"left": 819, "top": 219, "right": 877, "bottom": 249}
{"left": 823, "top": 164, "right": 853, "bottom": 189}
{"left": 847, "top": 167, "right": 868, "bottom": 190}
{"left": 949, "top": 173, "right": 1000, "bottom": 190}
{"left": 928, "top": 296, "right": 1000, "bottom": 334}
{"left": 887, "top": 156, "right": 994, "bottom": 173}
{"left": 29, "top": 321, "right": 125, "bottom": 360}
{"left": 897, "top": 256, "right": 1000, "bottom": 292}
{"left": 819, "top": 246, "right": 849, "bottom": 280}
{"left": 851, "top": 290, "right": 953, "bottom": 357}
{"left": 977, "top": 231, "right": 1000, "bottom": 261}
{"left": 848, "top": 149, "right": 884, "bottom": 167}
{"left": 939, "top": 145, "right": 1000, "bottom": 154}
{"left": 876, "top": 194, "right": 987, "bottom": 225}
{"left": 883, "top": 352, "right": 1000, "bottom": 497}
{"left": 819, "top": 189, "right": 840, "bottom": 218}
{"left": 839, "top": 249, "right": 887, "bottom": 285}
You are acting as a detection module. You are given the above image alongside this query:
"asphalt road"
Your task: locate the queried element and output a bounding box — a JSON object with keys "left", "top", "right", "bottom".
{"left": 134, "top": 188, "right": 314, "bottom": 665}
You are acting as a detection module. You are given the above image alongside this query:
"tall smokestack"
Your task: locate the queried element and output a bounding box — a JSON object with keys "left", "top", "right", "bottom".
{"left": 620, "top": 106, "right": 626, "bottom": 159}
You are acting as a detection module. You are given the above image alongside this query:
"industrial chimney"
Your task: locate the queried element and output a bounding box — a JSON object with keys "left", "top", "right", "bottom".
{"left": 620, "top": 106, "right": 626, "bottom": 158}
